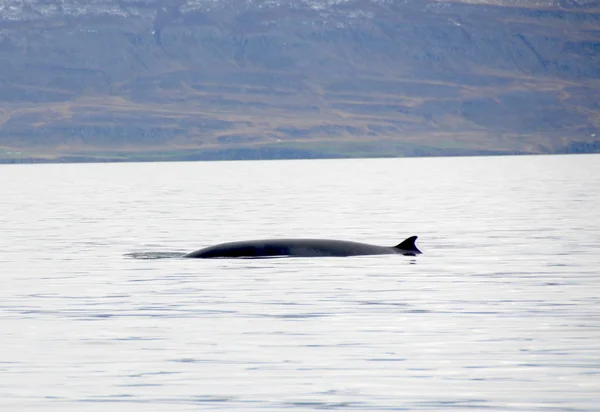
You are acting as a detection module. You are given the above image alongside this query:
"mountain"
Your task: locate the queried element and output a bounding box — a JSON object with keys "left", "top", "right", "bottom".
{"left": 0, "top": 0, "right": 599, "bottom": 162}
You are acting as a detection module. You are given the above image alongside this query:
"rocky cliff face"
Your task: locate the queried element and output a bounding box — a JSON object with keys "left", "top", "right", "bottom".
{"left": 0, "top": 0, "right": 599, "bottom": 161}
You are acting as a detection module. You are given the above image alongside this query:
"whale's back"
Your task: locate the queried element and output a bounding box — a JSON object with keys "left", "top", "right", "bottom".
{"left": 184, "top": 236, "right": 420, "bottom": 259}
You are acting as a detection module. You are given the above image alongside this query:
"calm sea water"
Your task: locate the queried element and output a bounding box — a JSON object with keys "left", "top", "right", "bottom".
{"left": 1, "top": 154, "right": 599, "bottom": 411}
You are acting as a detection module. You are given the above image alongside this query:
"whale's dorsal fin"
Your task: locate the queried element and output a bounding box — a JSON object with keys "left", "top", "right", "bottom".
{"left": 395, "top": 236, "right": 421, "bottom": 254}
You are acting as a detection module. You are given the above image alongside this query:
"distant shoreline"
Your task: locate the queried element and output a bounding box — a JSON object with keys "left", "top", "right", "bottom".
{"left": 2, "top": 146, "right": 598, "bottom": 165}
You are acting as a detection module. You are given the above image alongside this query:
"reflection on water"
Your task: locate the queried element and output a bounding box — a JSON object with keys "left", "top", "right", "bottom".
{"left": 1, "top": 154, "right": 599, "bottom": 411}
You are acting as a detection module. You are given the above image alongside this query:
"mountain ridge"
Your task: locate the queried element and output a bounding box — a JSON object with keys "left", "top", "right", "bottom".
{"left": 1, "top": 0, "right": 599, "bottom": 162}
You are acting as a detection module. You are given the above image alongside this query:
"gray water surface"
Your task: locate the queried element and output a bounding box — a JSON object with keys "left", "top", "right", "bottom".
{"left": 1, "top": 155, "right": 599, "bottom": 411}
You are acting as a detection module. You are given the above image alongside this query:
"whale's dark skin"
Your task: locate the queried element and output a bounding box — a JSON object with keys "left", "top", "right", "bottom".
{"left": 183, "top": 236, "right": 421, "bottom": 259}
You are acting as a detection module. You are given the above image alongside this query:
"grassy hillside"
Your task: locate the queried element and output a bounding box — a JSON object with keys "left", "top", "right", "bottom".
{"left": 0, "top": 0, "right": 598, "bottom": 162}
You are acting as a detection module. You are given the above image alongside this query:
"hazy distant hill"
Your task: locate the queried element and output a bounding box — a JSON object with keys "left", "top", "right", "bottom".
{"left": 0, "top": 0, "right": 599, "bottom": 162}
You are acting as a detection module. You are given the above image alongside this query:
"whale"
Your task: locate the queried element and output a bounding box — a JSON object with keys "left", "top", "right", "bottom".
{"left": 183, "top": 235, "right": 421, "bottom": 259}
